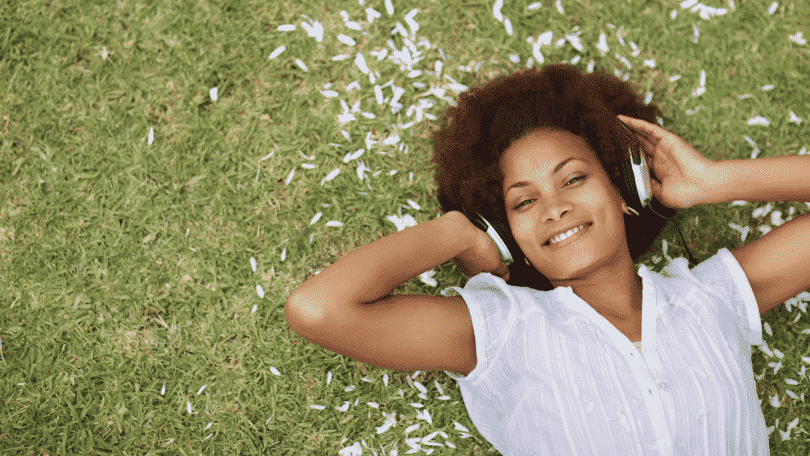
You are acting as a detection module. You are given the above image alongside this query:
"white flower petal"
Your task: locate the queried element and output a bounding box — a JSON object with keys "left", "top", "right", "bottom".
{"left": 354, "top": 53, "right": 369, "bottom": 74}
{"left": 503, "top": 17, "right": 513, "bottom": 36}
{"left": 270, "top": 366, "right": 281, "bottom": 376}
{"left": 197, "top": 385, "right": 207, "bottom": 395}
{"left": 250, "top": 257, "right": 257, "bottom": 272}
{"left": 596, "top": 32, "right": 609, "bottom": 55}
{"left": 210, "top": 87, "right": 218, "bottom": 101}
{"left": 434, "top": 381, "right": 444, "bottom": 395}
{"left": 336, "top": 401, "right": 350, "bottom": 412}
{"left": 187, "top": 401, "right": 193, "bottom": 414}
{"left": 747, "top": 116, "right": 770, "bottom": 126}
{"left": 269, "top": 46, "right": 286, "bottom": 60}
{"left": 365, "top": 7, "right": 382, "bottom": 24}
{"left": 338, "top": 34, "right": 356, "bottom": 46}
{"left": 493, "top": 0, "right": 504, "bottom": 21}
{"left": 788, "top": 32, "right": 806, "bottom": 45}
{"left": 321, "top": 168, "right": 340, "bottom": 186}
{"left": 256, "top": 285, "right": 265, "bottom": 298}
{"left": 404, "top": 9, "right": 420, "bottom": 36}
{"left": 277, "top": 24, "right": 296, "bottom": 32}
{"left": 787, "top": 417, "right": 800, "bottom": 431}
{"left": 295, "top": 59, "right": 309, "bottom": 73}
{"left": 148, "top": 127, "right": 154, "bottom": 145}
{"left": 301, "top": 21, "right": 324, "bottom": 42}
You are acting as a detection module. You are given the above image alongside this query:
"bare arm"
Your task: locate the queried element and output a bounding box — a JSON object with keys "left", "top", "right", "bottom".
{"left": 705, "top": 154, "right": 810, "bottom": 204}
{"left": 707, "top": 155, "right": 810, "bottom": 317}
{"left": 286, "top": 211, "right": 476, "bottom": 325}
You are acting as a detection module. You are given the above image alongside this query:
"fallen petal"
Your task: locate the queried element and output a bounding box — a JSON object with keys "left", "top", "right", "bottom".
{"left": 269, "top": 46, "right": 286, "bottom": 60}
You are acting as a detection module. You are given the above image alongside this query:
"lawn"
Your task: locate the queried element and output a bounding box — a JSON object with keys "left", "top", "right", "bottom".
{"left": 1, "top": 0, "right": 809, "bottom": 454}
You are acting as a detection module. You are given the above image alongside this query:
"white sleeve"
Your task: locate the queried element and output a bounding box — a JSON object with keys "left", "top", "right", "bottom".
{"left": 440, "top": 273, "right": 518, "bottom": 380}
{"left": 690, "top": 247, "right": 763, "bottom": 346}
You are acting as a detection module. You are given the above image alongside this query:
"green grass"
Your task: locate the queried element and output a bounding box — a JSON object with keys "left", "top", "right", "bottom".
{"left": 1, "top": 0, "right": 809, "bottom": 453}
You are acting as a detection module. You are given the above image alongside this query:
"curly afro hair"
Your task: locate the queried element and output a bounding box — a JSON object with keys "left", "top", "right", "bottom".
{"left": 428, "top": 63, "right": 680, "bottom": 290}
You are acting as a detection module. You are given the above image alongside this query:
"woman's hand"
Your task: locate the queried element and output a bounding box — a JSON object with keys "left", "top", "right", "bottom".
{"left": 451, "top": 220, "right": 511, "bottom": 281}
{"left": 617, "top": 114, "right": 719, "bottom": 210}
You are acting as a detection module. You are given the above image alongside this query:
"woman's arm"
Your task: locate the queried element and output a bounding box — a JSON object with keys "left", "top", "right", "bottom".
{"left": 705, "top": 154, "right": 810, "bottom": 204}
{"left": 286, "top": 211, "right": 477, "bottom": 323}
{"left": 707, "top": 153, "right": 810, "bottom": 317}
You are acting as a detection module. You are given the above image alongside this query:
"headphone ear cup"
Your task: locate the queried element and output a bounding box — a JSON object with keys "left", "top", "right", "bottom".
{"left": 621, "top": 147, "right": 646, "bottom": 213}
{"left": 460, "top": 210, "right": 521, "bottom": 267}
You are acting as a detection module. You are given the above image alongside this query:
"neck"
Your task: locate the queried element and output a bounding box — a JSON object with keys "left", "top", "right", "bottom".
{"left": 553, "top": 257, "right": 643, "bottom": 321}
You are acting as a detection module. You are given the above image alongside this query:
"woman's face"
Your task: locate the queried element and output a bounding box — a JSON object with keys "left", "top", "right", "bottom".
{"left": 500, "top": 128, "right": 631, "bottom": 281}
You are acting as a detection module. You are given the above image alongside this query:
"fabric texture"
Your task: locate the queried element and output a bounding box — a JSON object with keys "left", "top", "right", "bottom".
{"left": 440, "top": 248, "right": 768, "bottom": 455}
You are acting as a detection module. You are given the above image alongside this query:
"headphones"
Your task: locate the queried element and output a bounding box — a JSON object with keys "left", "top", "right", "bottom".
{"left": 460, "top": 119, "right": 697, "bottom": 271}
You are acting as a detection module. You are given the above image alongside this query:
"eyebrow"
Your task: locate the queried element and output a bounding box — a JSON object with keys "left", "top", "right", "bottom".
{"left": 505, "top": 157, "right": 579, "bottom": 195}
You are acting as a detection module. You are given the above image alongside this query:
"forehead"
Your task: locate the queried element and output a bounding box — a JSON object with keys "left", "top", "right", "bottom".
{"left": 501, "top": 128, "right": 594, "bottom": 175}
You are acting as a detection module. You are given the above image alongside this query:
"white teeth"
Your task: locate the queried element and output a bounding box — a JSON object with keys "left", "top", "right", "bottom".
{"left": 549, "top": 224, "right": 587, "bottom": 245}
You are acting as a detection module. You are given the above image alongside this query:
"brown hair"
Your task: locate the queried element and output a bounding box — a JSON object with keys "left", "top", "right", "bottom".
{"left": 428, "top": 63, "right": 679, "bottom": 290}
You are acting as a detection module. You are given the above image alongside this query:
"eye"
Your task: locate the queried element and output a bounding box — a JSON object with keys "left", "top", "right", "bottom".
{"left": 513, "top": 175, "right": 587, "bottom": 210}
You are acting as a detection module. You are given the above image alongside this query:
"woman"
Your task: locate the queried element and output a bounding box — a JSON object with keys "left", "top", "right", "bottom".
{"left": 286, "top": 63, "right": 810, "bottom": 455}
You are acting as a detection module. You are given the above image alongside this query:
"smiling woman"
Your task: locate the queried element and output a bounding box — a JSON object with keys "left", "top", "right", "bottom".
{"left": 428, "top": 63, "right": 682, "bottom": 291}
{"left": 496, "top": 126, "right": 645, "bottom": 321}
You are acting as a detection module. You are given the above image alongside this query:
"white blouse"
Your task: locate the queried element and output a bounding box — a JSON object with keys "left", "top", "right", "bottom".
{"left": 440, "top": 248, "right": 768, "bottom": 455}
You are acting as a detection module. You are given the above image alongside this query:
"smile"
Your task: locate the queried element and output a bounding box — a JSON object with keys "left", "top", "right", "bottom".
{"left": 545, "top": 222, "right": 593, "bottom": 248}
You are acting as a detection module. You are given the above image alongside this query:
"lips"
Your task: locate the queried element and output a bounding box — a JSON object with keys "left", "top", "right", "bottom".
{"left": 544, "top": 222, "right": 593, "bottom": 246}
